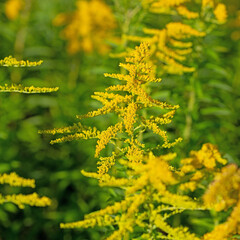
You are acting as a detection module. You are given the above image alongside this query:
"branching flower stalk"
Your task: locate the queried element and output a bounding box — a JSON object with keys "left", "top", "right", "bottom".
{"left": 40, "top": 42, "right": 240, "bottom": 239}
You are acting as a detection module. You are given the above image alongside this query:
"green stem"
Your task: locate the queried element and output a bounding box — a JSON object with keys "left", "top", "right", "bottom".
{"left": 183, "top": 73, "right": 197, "bottom": 142}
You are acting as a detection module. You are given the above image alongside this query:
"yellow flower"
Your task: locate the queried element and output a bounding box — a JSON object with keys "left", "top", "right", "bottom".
{"left": 0, "top": 172, "right": 35, "bottom": 188}
{"left": 0, "top": 193, "right": 51, "bottom": 209}
{"left": 203, "top": 198, "right": 240, "bottom": 240}
{"left": 5, "top": 0, "right": 23, "bottom": 20}
{"left": 53, "top": 0, "right": 116, "bottom": 54}
{"left": 203, "top": 164, "right": 240, "bottom": 211}
{"left": 214, "top": 3, "right": 227, "bottom": 24}
{"left": 0, "top": 56, "right": 43, "bottom": 67}
{"left": 202, "top": 0, "right": 214, "bottom": 8}
{"left": 176, "top": 6, "right": 199, "bottom": 19}
{"left": 0, "top": 56, "right": 59, "bottom": 94}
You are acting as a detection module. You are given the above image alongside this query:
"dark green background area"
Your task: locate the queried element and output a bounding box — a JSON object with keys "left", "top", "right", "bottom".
{"left": 0, "top": 0, "right": 239, "bottom": 239}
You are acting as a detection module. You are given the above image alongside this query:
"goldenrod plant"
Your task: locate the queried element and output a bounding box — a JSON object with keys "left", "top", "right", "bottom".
{"left": 41, "top": 42, "right": 240, "bottom": 239}
{"left": 114, "top": 0, "right": 228, "bottom": 143}
{"left": 0, "top": 56, "right": 59, "bottom": 93}
{"left": 0, "top": 56, "right": 57, "bottom": 209}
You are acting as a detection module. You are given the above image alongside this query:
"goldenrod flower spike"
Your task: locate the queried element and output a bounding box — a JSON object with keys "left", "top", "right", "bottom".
{"left": 44, "top": 42, "right": 181, "bottom": 157}
{"left": 0, "top": 173, "right": 51, "bottom": 209}
{"left": 0, "top": 172, "right": 35, "bottom": 188}
{"left": 0, "top": 56, "right": 43, "bottom": 67}
{"left": 203, "top": 164, "right": 240, "bottom": 211}
{"left": 0, "top": 56, "right": 59, "bottom": 94}
{"left": 1, "top": 55, "right": 57, "bottom": 210}
{"left": 0, "top": 84, "right": 59, "bottom": 94}
{"left": 0, "top": 193, "right": 51, "bottom": 209}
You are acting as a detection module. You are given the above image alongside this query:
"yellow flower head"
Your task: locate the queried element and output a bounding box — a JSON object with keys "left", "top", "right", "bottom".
{"left": 214, "top": 3, "right": 227, "bottom": 24}
{"left": 5, "top": 0, "right": 23, "bottom": 20}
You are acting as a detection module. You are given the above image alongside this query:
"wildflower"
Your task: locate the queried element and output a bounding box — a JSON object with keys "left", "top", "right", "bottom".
{"left": 214, "top": 3, "right": 227, "bottom": 24}
{"left": 53, "top": 0, "right": 116, "bottom": 54}
{"left": 176, "top": 6, "right": 199, "bottom": 19}
{"left": 5, "top": 0, "right": 23, "bottom": 20}
{"left": 42, "top": 43, "right": 181, "bottom": 164}
{"left": 179, "top": 143, "right": 227, "bottom": 192}
{"left": 203, "top": 198, "right": 240, "bottom": 240}
{"left": 203, "top": 164, "right": 240, "bottom": 211}
{"left": 126, "top": 23, "right": 205, "bottom": 75}
{"left": 0, "top": 56, "right": 59, "bottom": 94}
{"left": 0, "top": 56, "right": 43, "bottom": 67}
{"left": 0, "top": 172, "right": 35, "bottom": 188}
{"left": 0, "top": 193, "right": 51, "bottom": 209}
{"left": 62, "top": 152, "right": 203, "bottom": 239}
{"left": 0, "top": 173, "right": 51, "bottom": 209}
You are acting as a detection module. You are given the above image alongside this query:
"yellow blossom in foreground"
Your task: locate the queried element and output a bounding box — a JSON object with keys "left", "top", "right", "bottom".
{"left": 61, "top": 152, "right": 203, "bottom": 239}
{"left": 214, "top": 3, "right": 227, "bottom": 24}
{"left": 203, "top": 198, "right": 240, "bottom": 240}
{"left": 5, "top": 0, "right": 23, "bottom": 20}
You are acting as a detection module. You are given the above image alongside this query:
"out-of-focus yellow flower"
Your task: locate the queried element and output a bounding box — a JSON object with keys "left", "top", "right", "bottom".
{"left": 214, "top": 3, "right": 227, "bottom": 24}
{"left": 5, "top": 0, "right": 23, "bottom": 20}
{"left": 203, "top": 164, "right": 240, "bottom": 211}
{"left": 203, "top": 195, "right": 240, "bottom": 240}
{"left": 179, "top": 143, "right": 227, "bottom": 192}
{"left": 176, "top": 6, "right": 199, "bottom": 19}
{"left": 202, "top": 0, "right": 214, "bottom": 8}
{"left": 53, "top": 0, "right": 116, "bottom": 55}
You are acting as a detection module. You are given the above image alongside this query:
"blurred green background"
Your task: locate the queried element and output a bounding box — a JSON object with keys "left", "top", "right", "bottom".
{"left": 0, "top": 0, "right": 239, "bottom": 239}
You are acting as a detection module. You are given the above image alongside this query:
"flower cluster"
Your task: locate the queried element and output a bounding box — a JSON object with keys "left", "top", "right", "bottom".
{"left": 0, "top": 56, "right": 59, "bottom": 94}
{"left": 0, "top": 172, "right": 51, "bottom": 209}
{"left": 179, "top": 143, "right": 227, "bottom": 191}
{"left": 41, "top": 43, "right": 182, "bottom": 177}
{"left": 61, "top": 152, "right": 203, "bottom": 240}
{"left": 53, "top": 0, "right": 116, "bottom": 54}
{"left": 0, "top": 57, "right": 57, "bottom": 210}
{"left": 124, "top": 0, "right": 227, "bottom": 75}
